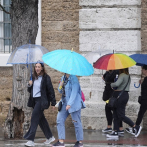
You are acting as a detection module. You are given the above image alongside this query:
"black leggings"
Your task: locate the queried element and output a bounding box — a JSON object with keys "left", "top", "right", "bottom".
{"left": 113, "top": 91, "right": 134, "bottom": 131}
{"left": 105, "top": 104, "right": 123, "bottom": 128}
{"left": 136, "top": 102, "right": 147, "bottom": 125}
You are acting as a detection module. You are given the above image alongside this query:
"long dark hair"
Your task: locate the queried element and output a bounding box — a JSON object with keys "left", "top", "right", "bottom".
{"left": 142, "top": 65, "right": 147, "bottom": 70}
{"left": 119, "top": 68, "right": 129, "bottom": 75}
{"left": 33, "top": 63, "right": 46, "bottom": 79}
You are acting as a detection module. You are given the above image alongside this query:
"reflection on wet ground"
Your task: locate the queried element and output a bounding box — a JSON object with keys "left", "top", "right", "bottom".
{"left": 1, "top": 127, "right": 147, "bottom": 146}
{"left": 35, "top": 127, "right": 147, "bottom": 146}
{"left": 84, "top": 129, "right": 147, "bottom": 146}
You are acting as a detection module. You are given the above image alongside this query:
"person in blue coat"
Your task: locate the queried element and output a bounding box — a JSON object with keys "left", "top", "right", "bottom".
{"left": 52, "top": 74, "right": 86, "bottom": 147}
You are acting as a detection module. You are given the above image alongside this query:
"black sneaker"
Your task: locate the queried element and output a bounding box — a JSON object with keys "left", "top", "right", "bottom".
{"left": 106, "top": 131, "right": 119, "bottom": 138}
{"left": 118, "top": 130, "right": 124, "bottom": 134}
{"left": 102, "top": 128, "right": 112, "bottom": 133}
{"left": 73, "top": 141, "right": 83, "bottom": 147}
{"left": 125, "top": 127, "right": 134, "bottom": 135}
{"left": 52, "top": 141, "right": 65, "bottom": 147}
{"left": 133, "top": 126, "right": 142, "bottom": 137}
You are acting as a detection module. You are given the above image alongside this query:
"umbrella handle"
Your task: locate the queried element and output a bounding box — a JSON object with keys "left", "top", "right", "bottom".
{"left": 30, "top": 64, "right": 33, "bottom": 81}
{"left": 134, "top": 82, "right": 140, "bottom": 88}
{"left": 30, "top": 74, "right": 32, "bottom": 81}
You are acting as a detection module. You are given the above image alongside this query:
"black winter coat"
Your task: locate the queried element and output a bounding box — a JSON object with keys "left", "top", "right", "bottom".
{"left": 27, "top": 74, "right": 56, "bottom": 110}
{"left": 102, "top": 70, "right": 119, "bottom": 101}
{"left": 140, "top": 77, "right": 147, "bottom": 104}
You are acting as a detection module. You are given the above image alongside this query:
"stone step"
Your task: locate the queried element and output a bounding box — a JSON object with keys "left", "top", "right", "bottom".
{"left": 82, "top": 101, "right": 140, "bottom": 117}
{"left": 81, "top": 115, "right": 137, "bottom": 130}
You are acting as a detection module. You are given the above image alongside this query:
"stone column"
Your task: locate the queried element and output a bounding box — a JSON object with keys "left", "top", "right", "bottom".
{"left": 41, "top": 0, "right": 81, "bottom": 127}
{"left": 79, "top": 0, "right": 141, "bottom": 129}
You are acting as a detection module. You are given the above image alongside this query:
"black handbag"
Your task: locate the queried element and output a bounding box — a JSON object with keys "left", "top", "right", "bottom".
{"left": 108, "top": 76, "right": 130, "bottom": 108}
{"left": 138, "top": 96, "right": 142, "bottom": 104}
{"left": 107, "top": 96, "right": 117, "bottom": 108}
{"left": 58, "top": 101, "right": 62, "bottom": 111}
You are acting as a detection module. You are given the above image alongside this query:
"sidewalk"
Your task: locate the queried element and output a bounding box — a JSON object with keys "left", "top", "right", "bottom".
{"left": 0, "top": 127, "right": 147, "bottom": 146}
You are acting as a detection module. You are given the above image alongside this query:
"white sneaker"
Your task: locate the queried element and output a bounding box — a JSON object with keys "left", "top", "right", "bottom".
{"left": 125, "top": 127, "right": 134, "bottom": 135}
{"left": 44, "top": 136, "right": 55, "bottom": 145}
{"left": 25, "top": 140, "right": 35, "bottom": 147}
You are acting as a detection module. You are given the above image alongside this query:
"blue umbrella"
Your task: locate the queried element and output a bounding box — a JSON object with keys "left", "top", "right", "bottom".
{"left": 129, "top": 54, "right": 147, "bottom": 88}
{"left": 130, "top": 54, "right": 147, "bottom": 66}
{"left": 42, "top": 49, "right": 94, "bottom": 76}
{"left": 7, "top": 44, "right": 49, "bottom": 80}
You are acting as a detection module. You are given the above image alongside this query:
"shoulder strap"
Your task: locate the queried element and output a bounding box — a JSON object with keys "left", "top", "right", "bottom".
{"left": 117, "top": 75, "right": 130, "bottom": 98}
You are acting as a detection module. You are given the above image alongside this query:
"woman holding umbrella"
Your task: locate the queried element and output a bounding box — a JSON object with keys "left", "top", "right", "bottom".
{"left": 42, "top": 49, "right": 94, "bottom": 147}
{"left": 107, "top": 68, "right": 142, "bottom": 138}
{"left": 93, "top": 53, "right": 142, "bottom": 138}
{"left": 24, "top": 62, "right": 56, "bottom": 147}
{"left": 52, "top": 73, "right": 85, "bottom": 147}
{"left": 102, "top": 70, "right": 124, "bottom": 134}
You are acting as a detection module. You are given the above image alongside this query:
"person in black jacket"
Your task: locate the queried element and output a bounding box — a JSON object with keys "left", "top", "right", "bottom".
{"left": 126, "top": 65, "right": 147, "bottom": 134}
{"left": 24, "top": 62, "right": 56, "bottom": 147}
{"left": 102, "top": 70, "right": 124, "bottom": 133}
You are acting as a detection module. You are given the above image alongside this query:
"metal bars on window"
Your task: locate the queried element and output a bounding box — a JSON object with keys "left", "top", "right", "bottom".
{"left": 0, "top": 0, "right": 12, "bottom": 53}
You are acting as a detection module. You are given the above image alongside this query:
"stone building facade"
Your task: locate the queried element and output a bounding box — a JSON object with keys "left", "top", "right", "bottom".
{"left": 0, "top": 0, "right": 147, "bottom": 130}
{"left": 79, "top": 0, "right": 142, "bottom": 129}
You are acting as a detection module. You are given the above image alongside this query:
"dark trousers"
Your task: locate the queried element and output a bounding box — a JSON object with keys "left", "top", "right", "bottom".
{"left": 136, "top": 103, "right": 147, "bottom": 125}
{"left": 113, "top": 91, "right": 134, "bottom": 131}
{"left": 24, "top": 97, "right": 52, "bottom": 141}
{"left": 105, "top": 104, "right": 123, "bottom": 128}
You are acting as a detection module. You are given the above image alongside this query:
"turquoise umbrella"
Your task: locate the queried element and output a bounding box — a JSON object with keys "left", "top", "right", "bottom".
{"left": 42, "top": 49, "right": 94, "bottom": 76}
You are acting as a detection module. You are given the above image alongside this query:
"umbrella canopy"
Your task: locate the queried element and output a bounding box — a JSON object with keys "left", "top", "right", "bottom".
{"left": 42, "top": 49, "right": 94, "bottom": 76}
{"left": 93, "top": 53, "right": 136, "bottom": 70}
{"left": 129, "top": 54, "right": 147, "bottom": 66}
{"left": 85, "top": 49, "right": 113, "bottom": 64}
{"left": 7, "top": 44, "right": 49, "bottom": 64}
{"left": 129, "top": 54, "right": 147, "bottom": 88}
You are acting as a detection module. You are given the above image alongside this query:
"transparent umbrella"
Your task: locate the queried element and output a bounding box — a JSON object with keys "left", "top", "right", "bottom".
{"left": 85, "top": 49, "right": 113, "bottom": 65}
{"left": 7, "top": 44, "right": 48, "bottom": 64}
{"left": 7, "top": 44, "right": 49, "bottom": 79}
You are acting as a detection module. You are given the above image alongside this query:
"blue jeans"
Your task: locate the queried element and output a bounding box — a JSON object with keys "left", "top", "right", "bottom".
{"left": 57, "top": 102, "right": 83, "bottom": 141}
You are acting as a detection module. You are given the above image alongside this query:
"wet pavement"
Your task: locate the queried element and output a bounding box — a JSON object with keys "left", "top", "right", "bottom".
{"left": 0, "top": 127, "right": 147, "bottom": 146}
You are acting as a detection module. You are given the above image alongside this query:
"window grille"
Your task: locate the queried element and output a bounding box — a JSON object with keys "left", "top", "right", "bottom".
{"left": 0, "top": 0, "right": 12, "bottom": 53}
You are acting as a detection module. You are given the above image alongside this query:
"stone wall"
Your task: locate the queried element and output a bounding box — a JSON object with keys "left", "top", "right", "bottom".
{"left": 0, "top": 67, "right": 12, "bottom": 126}
{"left": 41, "top": 0, "right": 81, "bottom": 127}
{"left": 0, "top": 0, "right": 147, "bottom": 131}
{"left": 141, "top": 0, "right": 147, "bottom": 130}
{"left": 141, "top": 0, "right": 147, "bottom": 52}
{"left": 79, "top": 0, "right": 142, "bottom": 129}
